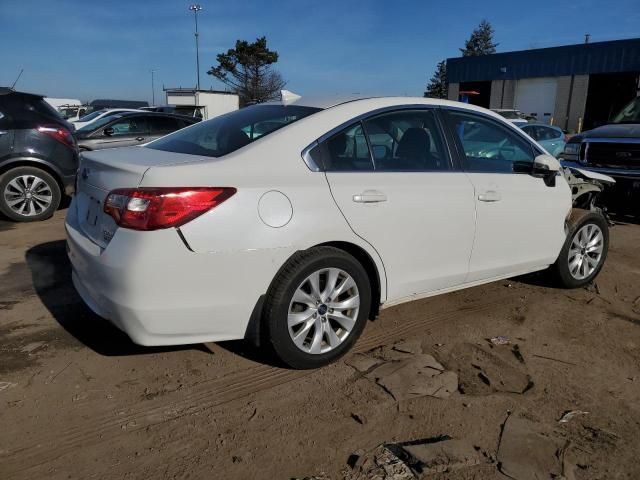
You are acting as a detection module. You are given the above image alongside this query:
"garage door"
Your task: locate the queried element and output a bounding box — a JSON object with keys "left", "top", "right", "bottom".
{"left": 515, "top": 78, "right": 557, "bottom": 125}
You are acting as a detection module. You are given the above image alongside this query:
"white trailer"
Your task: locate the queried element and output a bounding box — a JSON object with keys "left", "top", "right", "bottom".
{"left": 164, "top": 88, "right": 239, "bottom": 120}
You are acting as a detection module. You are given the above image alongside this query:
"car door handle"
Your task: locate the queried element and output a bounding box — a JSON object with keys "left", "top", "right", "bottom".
{"left": 353, "top": 190, "right": 387, "bottom": 203}
{"left": 136, "top": 136, "right": 145, "bottom": 141}
{"left": 478, "top": 190, "right": 501, "bottom": 202}
{"left": 0, "top": 131, "right": 8, "bottom": 136}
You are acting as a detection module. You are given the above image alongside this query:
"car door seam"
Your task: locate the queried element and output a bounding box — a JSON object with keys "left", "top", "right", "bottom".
{"left": 322, "top": 171, "right": 389, "bottom": 302}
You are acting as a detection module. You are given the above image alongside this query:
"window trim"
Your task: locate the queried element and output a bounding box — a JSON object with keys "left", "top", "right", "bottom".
{"left": 302, "top": 105, "right": 458, "bottom": 173}
{"left": 440, "top": 107, "right": 542, "bottom": 175}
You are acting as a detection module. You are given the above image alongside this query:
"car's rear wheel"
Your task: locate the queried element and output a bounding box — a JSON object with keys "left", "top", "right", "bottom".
{"left": 0, "top": 166, "right": 61, "bottom": 222}
{"left": 264, "top": 247, "right": 372, "bottom": 369}
{"left": 550, "top": 211, "right": 609, "bottom": 288}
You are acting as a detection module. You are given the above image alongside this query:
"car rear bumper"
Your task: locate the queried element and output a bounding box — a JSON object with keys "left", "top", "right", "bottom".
{"left": 65, "top": 198, "right": 289, "bottom": 346}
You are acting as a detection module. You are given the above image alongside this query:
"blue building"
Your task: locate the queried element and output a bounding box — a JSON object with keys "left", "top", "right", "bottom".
{"left": 444, "top": 38, "right": 640, "bottom": 132}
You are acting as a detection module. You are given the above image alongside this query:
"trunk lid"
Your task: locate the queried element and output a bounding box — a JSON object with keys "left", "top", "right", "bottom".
{"left": 74, "top": 146, "right": 206, "bottom": 248}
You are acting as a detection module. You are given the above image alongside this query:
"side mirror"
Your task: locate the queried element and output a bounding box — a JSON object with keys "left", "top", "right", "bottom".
{"left": 103, "top": 127, "right": 115, "bottom": 136}
{"left": 372, "top": 144, "right": 388, "bottom": 161}
{"left": 533, "top": 154, "right": 561, "bottom": 173}
{"left": 533, "top": 154, "right": 560, "bottom": 186}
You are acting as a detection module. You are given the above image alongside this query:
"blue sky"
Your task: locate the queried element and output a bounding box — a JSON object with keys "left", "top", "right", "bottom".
{"left": 1, "top": 0, "right": 638, "bottom": 103}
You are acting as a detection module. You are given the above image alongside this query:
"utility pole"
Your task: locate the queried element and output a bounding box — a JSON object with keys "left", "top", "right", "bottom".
{"left": 189, "top": 4, "right": 202, "bottom": 90}
{"left": 584, "top": 33, "right": 591, "bottom": 44}
{"left": 150, "top": 69, "right": 157, "bottom": 105}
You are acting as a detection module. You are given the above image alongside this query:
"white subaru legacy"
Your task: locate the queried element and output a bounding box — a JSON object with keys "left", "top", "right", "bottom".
{"left": 66, "top": 96, "right": 609, "bottom": 369}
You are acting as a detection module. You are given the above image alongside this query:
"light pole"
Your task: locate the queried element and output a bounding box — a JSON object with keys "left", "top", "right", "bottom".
{"left": 189, "top": 4, "right": 202, "bottom": 90}
{"left": 150, "top": 69, "right": 157, "bottom": 105}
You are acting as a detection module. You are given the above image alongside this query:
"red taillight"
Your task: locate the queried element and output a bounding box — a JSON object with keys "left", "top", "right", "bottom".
{"left": 38, "top": 125, "right": 75, "bottom": 149}
{"left": 104, "top": 187, "right": 236, "bottom": 231}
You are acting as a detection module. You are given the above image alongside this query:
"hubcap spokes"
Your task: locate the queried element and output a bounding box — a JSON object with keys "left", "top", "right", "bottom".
{"left": 288, "top": 268, "right": 360, "bottom": 354}
{"left": 568, "top": 224, "right": 603, "bottom": 280}
{"left": 3, "top": 175, "right": 53, "bottom": 216}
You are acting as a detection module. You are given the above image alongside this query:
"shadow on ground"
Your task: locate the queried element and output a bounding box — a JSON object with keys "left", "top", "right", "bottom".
{"left": 25, "top": 240, "right": 208, "bottom": 357}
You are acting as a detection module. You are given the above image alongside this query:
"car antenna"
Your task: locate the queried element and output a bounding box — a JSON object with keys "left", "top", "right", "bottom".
{"left": 11, "top": 68, "right": 24, "bottom": 89}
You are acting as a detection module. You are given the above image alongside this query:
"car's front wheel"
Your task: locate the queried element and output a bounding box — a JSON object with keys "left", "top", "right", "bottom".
{"left": 0, "top": 166, "right": 61, "bottom": 222}
{"left": 550, "top": 211, "right": 609, "bottom": 288}
{"left": 264, "top": 247, "right": 372, "bottom": 369}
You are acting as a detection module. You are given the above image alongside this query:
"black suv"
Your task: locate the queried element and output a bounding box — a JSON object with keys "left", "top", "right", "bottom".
{"left": 560, "top": 97, "right": 640, "bottom": 215}
{"left": 0, "top": 87, "right": 78, "bottom": 221}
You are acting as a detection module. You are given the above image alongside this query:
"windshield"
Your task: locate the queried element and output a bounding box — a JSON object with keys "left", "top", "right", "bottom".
{"left": 147, "top": 104, "right": 321, "bottom": 157}
{"left": 611, "top": 97, "right": 640, "bottom": 124}
{"left": 77, "top": 109, "right": 107, "bottom": 122}
{"left": 77, "top": 113, "right": 124, "bottom": 132}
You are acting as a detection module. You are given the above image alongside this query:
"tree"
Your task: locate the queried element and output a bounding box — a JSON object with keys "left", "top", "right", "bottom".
{"left": 459, "top": 20, "right": 498, "bottom": 57}
{"left": 207, "top": 36, "right": 286, "bottom": 106}
{"left": 424, "top": 60, "right": 448, "bottom": 99}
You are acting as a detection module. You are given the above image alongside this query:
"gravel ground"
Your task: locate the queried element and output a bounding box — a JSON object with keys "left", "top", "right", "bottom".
{"left": 1, "top": 209, "right": 639, "bottom": 479}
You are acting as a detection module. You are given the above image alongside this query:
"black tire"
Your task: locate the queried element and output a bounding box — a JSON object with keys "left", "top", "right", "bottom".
{"left": 264, "top": 246, "right": 372, "bottom": 369}
{"left": 0, "top": 166, "right": 61, "bottom": 222}
{"left": 550, "top": 211, "right": 609, "bottom": 288}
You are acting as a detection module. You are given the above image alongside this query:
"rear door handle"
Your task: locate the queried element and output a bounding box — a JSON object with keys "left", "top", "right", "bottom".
{"left": 136, "top": 136, "right": 145, "bottom": 141}
{"left": 0, "top": 131, "right": 8, "bottom": 136}
{"left": 478, "top": 190, "right": 501, "bottom": 202}
{"left": 353, "top": 190, "right": 387, "bottom": 203}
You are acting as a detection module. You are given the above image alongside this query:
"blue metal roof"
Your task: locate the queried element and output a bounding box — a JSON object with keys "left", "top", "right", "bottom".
{"left": 447, "top": 38, "right": 640, "bottom": 83}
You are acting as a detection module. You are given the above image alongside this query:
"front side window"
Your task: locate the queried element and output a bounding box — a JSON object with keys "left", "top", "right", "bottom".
{"left": 363, "top": 109, "right": 449, "bottom": 171}
{"left": 108, "top": 117, "right": 147, "bottom": 136}
{"left": 147, "top": 104, "right": 321, "bottom": 158}
{"left": 447, "top": 111, "right": 535, "bottom": 173}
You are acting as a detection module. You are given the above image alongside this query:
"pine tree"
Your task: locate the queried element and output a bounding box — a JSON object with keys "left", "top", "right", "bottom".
{"left": 424, "top": 60, "right": 448, "bottom": 99}
{"left": 207, "top": 37, "right": 286, "bottom": 106}
{"left": 459, "top": 20, "right": 498, "bottom": 57}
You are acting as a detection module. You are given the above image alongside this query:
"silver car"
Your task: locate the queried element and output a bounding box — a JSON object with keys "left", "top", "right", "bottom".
{"left": 75, "top": 112, "right": 198, "bottom": 151}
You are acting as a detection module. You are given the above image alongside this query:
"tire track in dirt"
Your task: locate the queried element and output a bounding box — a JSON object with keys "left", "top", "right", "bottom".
{"left": 3, "top": 288, "right": 519, "bottom": 477}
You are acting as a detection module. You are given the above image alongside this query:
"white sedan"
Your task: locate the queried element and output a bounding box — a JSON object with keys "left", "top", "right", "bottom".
{"left": 66, "top": 96, "right": 609, "bottom": 369}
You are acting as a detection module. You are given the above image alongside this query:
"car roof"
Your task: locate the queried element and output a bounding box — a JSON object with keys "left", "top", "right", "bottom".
{"left": 263, "top": 95, "right": 507, "bottom": 116}
{"left": 0, "top": 87, "right": 44, "bottom": 98}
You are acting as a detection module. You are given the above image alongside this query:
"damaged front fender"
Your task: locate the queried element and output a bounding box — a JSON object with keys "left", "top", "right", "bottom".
{"left": 561, "top": 167, "right": 615, "bottom": 211}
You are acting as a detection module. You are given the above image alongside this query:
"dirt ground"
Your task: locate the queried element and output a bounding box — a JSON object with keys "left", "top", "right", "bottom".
{"left": 1, "top": 209, "right": 639, "bottom": 480}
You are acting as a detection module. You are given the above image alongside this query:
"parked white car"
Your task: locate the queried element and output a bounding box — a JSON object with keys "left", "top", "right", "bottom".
{"left": 73, "top": 108, "right": 143, "bottom": 129}
{"left": 66, "top": 96, "right": 610, "bottom": 369}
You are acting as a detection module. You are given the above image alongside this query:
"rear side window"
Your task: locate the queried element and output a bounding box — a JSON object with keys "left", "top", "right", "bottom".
{"left": 147, "top": 104, "right": 321, "bottom": 158}
{"left": 149, "top": 116, "right": 182, "bottom": 134}
{"left": 363, "top": 109, "right": 449, "bottom": 171}
{"left": 323, "top": 123, "right": 374, "bottom": 171}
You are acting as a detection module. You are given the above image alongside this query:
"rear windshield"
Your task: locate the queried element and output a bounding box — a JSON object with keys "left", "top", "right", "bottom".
{"left": 146, "top": 104, "right": 321, "bottom": 158}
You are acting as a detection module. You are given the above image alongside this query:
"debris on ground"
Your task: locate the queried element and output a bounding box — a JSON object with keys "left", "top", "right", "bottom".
{"left": 344, "top": 444, "right": 415, "bottom": 480}
{"left": 0, "top": 381, "right": 16, "bottom": 392}
{"left": 346, "top": 353, "right": 381, "bottom": 373}
{"left": 447, "top": 344, "right": 533, "bottom": 395}
{"left": 342, "top": 436, "right": 489, "bottom": 479}
{"left": 489, "top": 336, "right": 510, "bottom": 346}
{"left": 346, "top": 342, "right": 458, "bottom": 401}
{"left": 558, "top": 410, "right": 589, "bottom": 423}
{"left": 497, "top": 414, "right": 565, "bottom": 480}
{"left": 365, "top": 354, "right": 458, "bottom": 401}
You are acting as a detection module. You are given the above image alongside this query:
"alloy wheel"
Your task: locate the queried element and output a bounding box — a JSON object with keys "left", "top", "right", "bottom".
{"left": 568, "top": 223, "right": 604, "bottom": 280}
{"left": 3, "top": 174, "right": 54, "bottom": 217}
{"left": 287, "top": 268, "right": 360, "bottom": 354}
